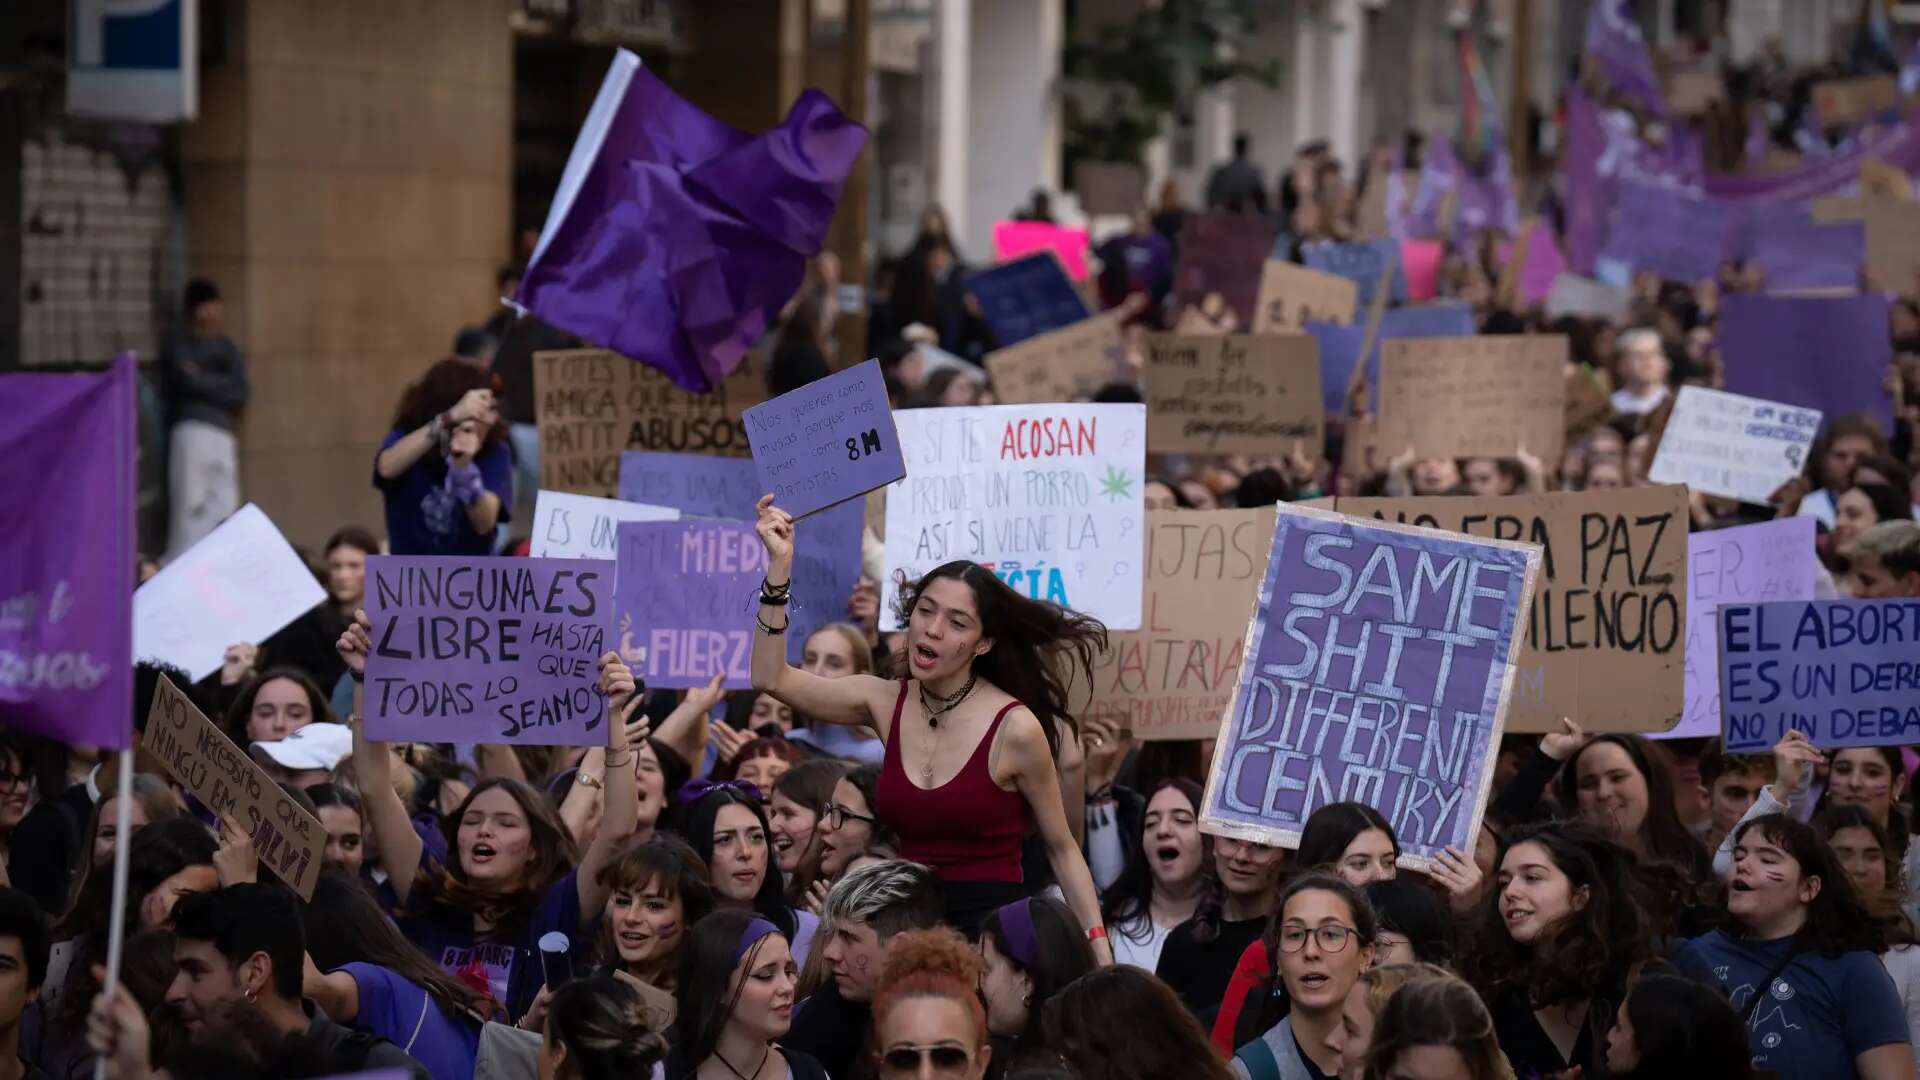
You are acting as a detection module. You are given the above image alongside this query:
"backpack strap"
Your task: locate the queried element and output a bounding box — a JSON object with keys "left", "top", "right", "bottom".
{"left": 1232, "top": 1036, "right": 1284, "bottom": 1080}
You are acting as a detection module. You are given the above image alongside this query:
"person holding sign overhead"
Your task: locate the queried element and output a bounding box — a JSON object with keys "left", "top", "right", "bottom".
{"left": 337, "top": 612, "right": 643, "bottom": 1023}
{"left": 749, "top": 495, "right": 1113, "bottom": 955}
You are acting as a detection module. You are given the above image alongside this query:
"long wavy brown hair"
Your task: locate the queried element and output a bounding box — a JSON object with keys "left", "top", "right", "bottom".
{"left": 422, "top": 777, "right": 577, "bottom": 936}
{"left": 889, "top": 560, "right": 1108, "bottom": 757}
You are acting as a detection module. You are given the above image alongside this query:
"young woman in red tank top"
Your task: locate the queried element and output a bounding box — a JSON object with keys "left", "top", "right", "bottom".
{"left": 749, "top": 495, "right": 1113, "bottom": 959}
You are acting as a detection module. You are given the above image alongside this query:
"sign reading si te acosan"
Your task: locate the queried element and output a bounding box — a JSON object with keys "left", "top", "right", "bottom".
{"left": 1720, "top": 598, "right": 1920, "bottom": 752}
{"left": 363, "top": 557, "right": 612, "bottom": 745}
{"left": 743, "top": 358, "right": 904, "bottom": 518}
{"left": 1326, "top": 486, "right": 1688, "bottom": 733}
{"left": 881, "top": 404, "right": 1147, "bottom": 631}
{"left": 1200, "top": 504, "right": 1539, "bottom": 868}
{"left": 142, "top": 675, "right": 326, "bottom": 899}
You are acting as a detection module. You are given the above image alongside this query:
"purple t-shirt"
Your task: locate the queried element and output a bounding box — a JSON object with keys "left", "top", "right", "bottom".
{"left": 340, "top": 962, "right": 480, "bottom": 1080}
{"left": 374, "top": 430, "right": 513, "bottom": 556}
{"left": 394, "top": 867, "right": 582, "bottom": 1022}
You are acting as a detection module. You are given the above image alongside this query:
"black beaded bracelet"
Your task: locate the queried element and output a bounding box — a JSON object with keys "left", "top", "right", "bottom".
{"left": 757, "top": 614, "right": 788, "bottom": 635}
{"left": 758, "top": 592, "right": 791, "bottom": 607}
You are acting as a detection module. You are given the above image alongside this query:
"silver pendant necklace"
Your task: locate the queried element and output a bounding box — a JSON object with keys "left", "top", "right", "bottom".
{"left": 916, "top": 674, "right": 976, "bottom": 783}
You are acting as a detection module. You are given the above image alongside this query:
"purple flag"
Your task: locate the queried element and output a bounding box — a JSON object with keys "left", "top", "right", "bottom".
{"left": 517, "top": 49, "right": 868, "bottom": 393}
{"left": 1720, "top": 293, "right": 1895, "bottom": 432}
{"left": 0, "top": 354, "right": 136, "bottom": 749}
{"left": 1705, "top": 111, "right": 1920, "bottom": 202}
{"left": 1584, "top": 0, "right": 1663, "bottom": 113}
{"left": 1747, "top": 208, "right": 1864, "bottom": 291}
{"left": 1564, "top": 89, "right": 1705, "bottom": 274}
{"left": 1599, "top": 179, "right": 1735, "bottom": 283}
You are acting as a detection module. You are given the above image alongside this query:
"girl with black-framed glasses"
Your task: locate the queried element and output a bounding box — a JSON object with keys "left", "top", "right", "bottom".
{"left": 1230, "top": 873, "right": 1378, "bottom": 1080}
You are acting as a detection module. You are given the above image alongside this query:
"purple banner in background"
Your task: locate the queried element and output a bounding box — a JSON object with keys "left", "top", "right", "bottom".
{"left": 1705, "top": 110, "right": 1920, "bottom": 203}
{"left": 1746, "top": 208, "right": 1864, "bottom": 291}
{"left": 1201, "top": 506, "right": 1536, "bottom": 864}
{"left": 0, "top": 356, "right": 136, "bottom": 750}
{"left": 1564, "top": 89, "right": 1705, "bottom": 274}
{"left": 365, "top": 557, "right": 613, "bottom": 745}
{"left": 1601, "top": 179, "right": 1736, "bottom": 283}
{"left": 614, "top": 518, "right": 763, "bottom": 689}
{"left": 1720, "top": 293, "right": 1895, "bottom": 432}
{"left": 1303, "top": 239, "right": 1409, "bottom": 313}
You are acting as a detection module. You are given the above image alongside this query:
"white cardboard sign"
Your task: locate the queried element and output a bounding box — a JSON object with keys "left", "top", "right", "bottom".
{"left": 1648, "top": 386, "right": 1822, "bottom": 504}
{"left": 529, "top": 490, "right": 679, "bottom": 560}
{"left": 882, "top": 404, "right": 1147, "bottom": 631}
{"left": 132, "top": 504, "right": 328, "bottom": 680}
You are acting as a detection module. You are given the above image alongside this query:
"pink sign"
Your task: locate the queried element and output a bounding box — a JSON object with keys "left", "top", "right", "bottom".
{"left": 993, "top": 221, "right": 1091, "bottom": 281}
{"left": 1400, "top": 239, "right": 1443, "bottom": 301}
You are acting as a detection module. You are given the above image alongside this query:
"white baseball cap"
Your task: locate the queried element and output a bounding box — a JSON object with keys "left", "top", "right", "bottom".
{"left": 249, "top": 722, "right": 352, "bottom": 773}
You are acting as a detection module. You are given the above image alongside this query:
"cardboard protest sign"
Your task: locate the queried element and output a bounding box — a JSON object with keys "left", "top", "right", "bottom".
{"left": 1861, "top": 157, "right": 1914, "bottom": 201}
{"left": 1080, "top": 508, "right": 1275, "bottom": 740}
{"left": 1328, "top": 485, "right": 1689, "bottom": 733}
{"left": 743, "top": 358, "right": 903, "bottom": 518}
{"left": 1600, "top": 180, "right": 1734, "bottom": 283}
{"left": 530, "top": 491, "right": 678, "bottom": 560}
{"left": 1543, "top": 275, "right": 1630, "bottom": 322}
{"left": 1721, "top": 598, "right": 1920, "bottom": 752}
{"left": 363, "top": 557, "right": 614, "bottom": 745}
{"left": 881, "top": 403, "right": 1147, "bottom": 631}
{"left": 142, "top": 675, "right": 326, "bottom": 898}
{"left": 1251, "top": 260, "right": 1358, "bottom": 333}
{"left": 1305, "top": 303, "right": 1477, "bottom": 415}
{"left": 612, "top": 519, "right": 762, "bottom": 689}
{"left": 983, "top": 311, "right": 1128, "bottom": 405}
{"left": 1199, "top": 504, "right": 1540, "bottom": 866}
{"left": 1376, "top": 336, "right": 1568, "bottom": 463}
{"left": 1074, "top": 160, "right": 1147, "bottom": 216}
{"left": 1143, "top": 334, "right": 1322, "bottom": 458}
{"left": 1647, "top": 386, "right": 1821, "bottom": 504}
{"left": 993, "top": 221, "right": 1091, "bottom": 280}
{"left": 964, "top": 254, "right": 1090, "bottom": 348}
{"left": 1719, "top": 293, "right": 1895, "bottom": 431}
{"left": 133, "top": 505, "right": 327, "bottom": 682}
{"left": 1303, "top": 240, "right": 1408, "bottom": 313}
{"left": 1174, "top": 212, "right": 1280, "bottom": 328}
{"left": 613, "top": 452, "right": 864, "bottom": 669}
{"left": 1811, "top": 75, "right": 1900, "bottom": 130}
{"left": 1749, "top": 208, "right": 1863, "bottom": 293}
{"left": 1664, "top": 70, "right": 1726, "bottom": 116}
{"left": 535, "top": 348, "right": 762, "bottom": 497}
{"left": 1660, "top": 518, "right": 1817, "bottom": 740}
{"left": 1811, "top": 195, "right": 1920, "bottom": 293}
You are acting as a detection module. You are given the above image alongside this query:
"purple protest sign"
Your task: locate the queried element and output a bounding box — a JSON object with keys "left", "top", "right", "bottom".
{"left": 364, "top": 557, "right": 613, "bottom": 745}
{"left": 1199, "top": 504, "right": 1540, "bottom": 866}
{"left": 614, "top": 519, "right": 763, "bottom": 689}
{"left": 1720, "top": 293, "right": 1895, "bottom": 432}
{"left": 1663, "top": 518, "right": 1818, "bottom": 740}
{"left": 1303, "top": 240, "right": 1408, "bottom": 313}
{"left": 1747, "top": 208, "right": 1864, "bottom": 292}
{"left": 619, "top": 452, "right": 763, "bottom": 516}
{"left": 0, "top": 355, "right": 135, "bottom": 749}
{"left": 1306, "top": 302, "right": 1477, "bottom": 414}
{"left": 614, "top": 451, "right": 863, "bottom": 667}
{"left": 1721, "top": 598, "right": 1920, "bottom": 752}
{"left": 743, "top": 358, "right": 904, "bottom": 518}
{"left": 1600, "top": 180, "right": 1735, "bottom": 283}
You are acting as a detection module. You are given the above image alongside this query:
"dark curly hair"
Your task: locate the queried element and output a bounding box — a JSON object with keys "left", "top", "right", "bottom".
{"left": 1098, "top": 779, "right": 1216, "bottom": 948}
{"left": 1729, "top": 813, "right": 1888, "bottom": 957}
{"left": 1554, "top": 734, "right": 1710, "bottom": 880}
{"left": 888, "top": 561, "right": 1108, "bottom": 757}
{"left": 1466, "top": 820, "right": 1668, "bottom": 1011}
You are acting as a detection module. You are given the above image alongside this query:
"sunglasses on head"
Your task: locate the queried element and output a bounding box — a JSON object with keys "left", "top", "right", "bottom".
{"left": 881, "top": 1044, "right": 972, "bottom": 1072}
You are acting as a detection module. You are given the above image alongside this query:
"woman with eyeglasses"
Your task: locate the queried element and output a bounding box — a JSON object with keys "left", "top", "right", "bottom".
{"left": 1229, "top": 873, "right": 1377, "bottom": 1079}
{"left": 815, "top": 764, "right": 894, "bottom": 884}
{"left": 768, "top": 759, "right": 847, "bottom": 912}
{"left": 869, "top": 926, "right": 993, "bottom": 1080}
{"left": 679, "top": 784, "right": 820, "bottom": 967}
{"left": 751, "top": 498, "right": 1111, "bottom": 946}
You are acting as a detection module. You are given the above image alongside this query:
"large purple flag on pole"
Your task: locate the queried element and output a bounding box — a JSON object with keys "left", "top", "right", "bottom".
{"left": 1584, "top": 0, "right": 1663, "bottom": 114}
{"left": 517, "top": 49, "right": 868, "bottom": 393}
{"left": 0, "top": 354, "right": 136, "bottom": 749}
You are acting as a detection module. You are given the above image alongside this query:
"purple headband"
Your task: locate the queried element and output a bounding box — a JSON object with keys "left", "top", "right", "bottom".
{"left": 995, "top": 898, "right": 1039, "bottom": 968}
{"left": 680, "top": 777, "right": 763, "bottom": 805}
{"left": 733, "top": 916, "right": 782, "bottom": 966}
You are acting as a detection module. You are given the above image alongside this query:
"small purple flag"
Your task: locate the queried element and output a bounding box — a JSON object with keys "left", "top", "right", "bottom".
{"left": 1584, "top": 0, "right": 1663, "bottom": 114}
{"left": 517, "top": 49, "right": 868, "bottom": 393}
{"left": 0, "top": 354, "right": 136, "bottom": 749}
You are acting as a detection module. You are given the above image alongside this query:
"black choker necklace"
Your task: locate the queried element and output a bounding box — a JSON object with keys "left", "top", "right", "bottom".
{"left": 919, "top": 674, "right": 977, "bottom": 729}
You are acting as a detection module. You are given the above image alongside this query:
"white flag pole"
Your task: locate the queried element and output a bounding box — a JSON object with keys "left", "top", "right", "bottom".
{"left": 92, "top": 751, "right": 135, "bottom": 1080}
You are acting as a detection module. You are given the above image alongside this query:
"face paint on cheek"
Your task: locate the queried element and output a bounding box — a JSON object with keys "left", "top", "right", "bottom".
{"left": 1762, "top": 868, "right": 1787, "bottom": 884}
{"left": 853, "top": 954, "right": 870, "bottom": 974}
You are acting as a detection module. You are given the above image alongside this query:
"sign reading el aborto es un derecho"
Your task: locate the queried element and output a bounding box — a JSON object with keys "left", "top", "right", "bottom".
{"left": 142, "top": 675, "right": 326, "bottom": 899}
{"left": 363, "top": 556, "right": 613, "bottom": 745}
{"left": 1200, "top": 504, "right": 1540, "bottom": 868}
{"left": 1321, "top": 485, "right": 1689, "bottom": 733}
{"left": 1720, "top": 599, "right": 1920, "bottom": 752}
